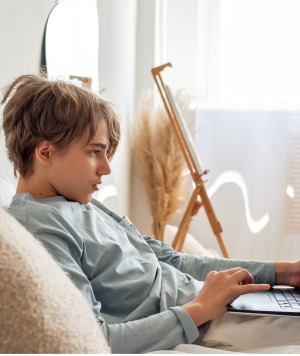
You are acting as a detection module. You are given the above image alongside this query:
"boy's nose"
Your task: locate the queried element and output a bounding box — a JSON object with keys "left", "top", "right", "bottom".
{"left": 104, "top": 163, "right": 111, "bottom": 176}
{"left": 98, "top": 157, "right": 111, "bottom": 176}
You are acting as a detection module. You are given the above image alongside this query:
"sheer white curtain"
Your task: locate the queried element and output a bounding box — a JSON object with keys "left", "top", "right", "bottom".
{"left": 190, "top": 110, "right": 300, "bottom": 261}
{"left": 153, "top": 0, "right": 300, "bottom": 260}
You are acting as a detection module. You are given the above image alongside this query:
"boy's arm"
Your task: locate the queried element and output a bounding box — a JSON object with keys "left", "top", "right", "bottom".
{"left": 182, "top": 267, "right": 271, "bottom": 326}
{"left": 35, "top": 230, "right": 201, "bottom": 353}
{"left": 143, "top": 235, "right": 275, "bottom": 285}
{"left": 273, "top": 261, "right": 300, "bottom": 287}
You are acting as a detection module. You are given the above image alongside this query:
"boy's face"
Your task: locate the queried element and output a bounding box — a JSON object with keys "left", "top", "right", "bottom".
{"left": 48, "top": 119, "right": 111, "bottom": 204}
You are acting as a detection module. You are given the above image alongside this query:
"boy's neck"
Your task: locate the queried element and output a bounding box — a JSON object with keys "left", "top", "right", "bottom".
{"left": 17, "top": 175, "right": 57, "bottom": 200}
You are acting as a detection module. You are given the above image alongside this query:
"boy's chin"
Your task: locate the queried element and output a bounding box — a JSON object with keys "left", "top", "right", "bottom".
{"left": 79, "top": 196, "right": 93, "bottom": 204}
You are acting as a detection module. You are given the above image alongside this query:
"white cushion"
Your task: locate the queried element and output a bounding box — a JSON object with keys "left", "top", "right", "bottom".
{"left": 0, "top": 174, "right": 15, "bottom": 207}
{"left": 0, "top": 207, "right": 110, "bottom": 353}
{"left": 164, "top": 224, "right": 220, "bottom": 257}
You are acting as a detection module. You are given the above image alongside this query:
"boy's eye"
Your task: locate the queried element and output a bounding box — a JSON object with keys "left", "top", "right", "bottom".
{"left": 91, "top": 150, "right": 100, "bottom": 156}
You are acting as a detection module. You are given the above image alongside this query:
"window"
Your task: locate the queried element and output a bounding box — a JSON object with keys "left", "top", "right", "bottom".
{"left": 217, "top": 0, "right": 300, "bottom": 109}
{"left": 159, "top": 0, "right": 300, "bottom": 110}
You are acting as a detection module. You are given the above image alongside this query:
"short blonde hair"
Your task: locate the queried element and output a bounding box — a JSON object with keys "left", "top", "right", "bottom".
{"left": 1, "top": 74, "right": 120, "bottom": 178}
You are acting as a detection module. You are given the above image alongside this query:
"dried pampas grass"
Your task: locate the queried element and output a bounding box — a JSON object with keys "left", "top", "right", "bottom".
{"left": 133, "top": 91, "right": 190, "bottom": 241}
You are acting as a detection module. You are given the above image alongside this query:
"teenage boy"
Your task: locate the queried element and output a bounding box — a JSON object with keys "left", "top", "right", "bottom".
{"left": 2, "top": 74, "right": 300, "bottom": 354}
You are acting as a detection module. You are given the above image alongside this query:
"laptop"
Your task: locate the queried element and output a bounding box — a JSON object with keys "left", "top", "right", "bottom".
{"left": 227, "top": 286, "right": 300, "bottom": 316}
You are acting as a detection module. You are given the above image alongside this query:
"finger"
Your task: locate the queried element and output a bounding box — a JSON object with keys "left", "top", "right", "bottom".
{"left": 231, "top": 268, "right": 254, "bottom": 285}
{"left": 228, "top": 283, "right": 271, "bottom": 306}
{"left": 240, "top": 279, "right": 251, "bottom": 285}
{"left": 240, "top": 283, "right": 271, "bottom": 295}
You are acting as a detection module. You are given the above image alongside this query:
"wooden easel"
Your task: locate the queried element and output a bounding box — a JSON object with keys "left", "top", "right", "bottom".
{"left": 151, "top": 63, "right": 229, "bottom": 258}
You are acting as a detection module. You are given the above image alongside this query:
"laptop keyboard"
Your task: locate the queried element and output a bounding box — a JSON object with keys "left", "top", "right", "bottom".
{"left": 272, "top": 289, "right": 300, "bottom": 309}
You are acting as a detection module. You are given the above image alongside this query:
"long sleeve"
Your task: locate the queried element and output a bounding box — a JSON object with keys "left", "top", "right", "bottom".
{"left": 9, "top": 194, "right": 201, "bottom": 354}
{"left": 143, "top": 235, "right": 276, "bottom": 285}
{"left": 33, "top": 229, "right": 199, "bottom": 353}
{"left": 9, "top": 193, "right": 275, "bottom": 354}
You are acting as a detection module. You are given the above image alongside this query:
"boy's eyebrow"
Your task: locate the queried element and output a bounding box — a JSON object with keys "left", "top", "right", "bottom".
{"left": 87, "top": 142, "right": 108, "bottom": 150}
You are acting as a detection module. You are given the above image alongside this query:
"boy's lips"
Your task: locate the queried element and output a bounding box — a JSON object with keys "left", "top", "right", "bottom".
{"left": 92, "top": 181, "right": 102, "bottom": 191}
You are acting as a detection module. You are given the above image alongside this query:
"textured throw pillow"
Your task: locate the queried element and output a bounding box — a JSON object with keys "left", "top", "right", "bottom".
{"left": 0, "top": 207, "right": 110, "bottom": 354}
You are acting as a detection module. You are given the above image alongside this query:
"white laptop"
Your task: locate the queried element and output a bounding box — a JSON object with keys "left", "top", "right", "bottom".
{"left": 227, "top": 286, "right": 300, "bottom": 316}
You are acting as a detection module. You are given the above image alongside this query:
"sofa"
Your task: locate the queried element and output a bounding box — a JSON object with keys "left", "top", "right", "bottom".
{"left": 0, "top": 174, "right": 219, "bottom": 354}
{"left": 0, "top": 204, "right": 111, "bottom": 353}
{"left": 2, "top": 173, "right": 300, "bottom": 354}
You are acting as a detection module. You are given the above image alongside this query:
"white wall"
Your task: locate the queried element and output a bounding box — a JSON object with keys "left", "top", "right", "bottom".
{"left": 0, "top": 0, "right": 55, "bottom": 186}
{"left": 97, "top": 0, "right": 137, "bottom": 216}
{"left": 130, "top": 0, "right": 158, "bottom": 234}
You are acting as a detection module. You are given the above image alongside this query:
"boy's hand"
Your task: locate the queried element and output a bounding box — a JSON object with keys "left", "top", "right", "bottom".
{"left": 274, "top": 260, "right": 300, "bottom": 287}
{"left": 182, "top": 267, "right": 270, "bottom": 327}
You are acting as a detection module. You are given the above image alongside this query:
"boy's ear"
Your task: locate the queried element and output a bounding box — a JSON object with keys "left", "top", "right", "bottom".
{"left": 35, "top": 141, "right": 55, "bottom": 166}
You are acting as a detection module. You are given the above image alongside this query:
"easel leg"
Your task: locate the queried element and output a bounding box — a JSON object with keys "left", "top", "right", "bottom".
{"left": 172, "top": 187, "right": 200, "bottom": 252}
{"left": 171, "top": 183, "right": 230, "bottom": 258}
{"left": 199, "top": 184, "right": 229, "bottom": 258}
